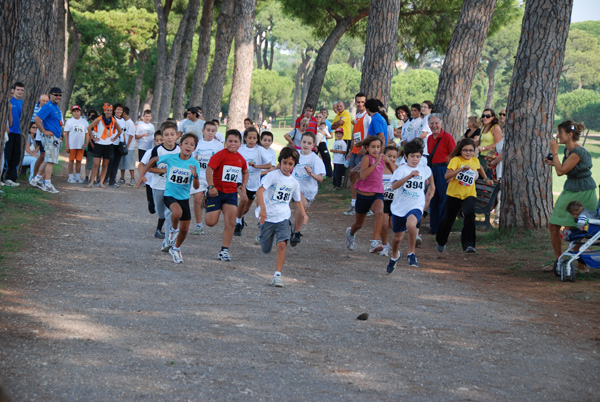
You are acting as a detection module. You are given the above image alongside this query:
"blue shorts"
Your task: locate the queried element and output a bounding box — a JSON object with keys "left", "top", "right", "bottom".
{"left": 206, "top": 191, "right": 238, "bottom": 212}
{"left": 392, "top": 209, "right": 423, "bottom": 233}
{"left": 355, "top": 193, "right": 384, "bottom": 215}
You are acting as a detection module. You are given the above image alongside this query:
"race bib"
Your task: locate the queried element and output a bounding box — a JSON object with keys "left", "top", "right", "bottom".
{"left": 404, "top": 178, "right": 424, "bottom": 190}
{"left": 354, "top": 130, "right": 362, "bottom": 144}
{"left": 456, "top": 170, "right": 476, "bottom": 186}
{"left": 198, "top": 156, "right": 210, "bottom": 170}
{"left": 157, "top": 162, "right": 168, "bottom": 177}
{"left": 270, "top": 183, "right": 293, "bottom": 204}
{"left": 168, "top": 167, "right": 190, "bottom": 185}
{"left": 383, "top": 184, "right": 394, "bottom": 201}
{"left": 72, "top": 126, "right": 84, "bottom": 134}
{"left": 222, "top": 165, "right": 241, "bottom": 182}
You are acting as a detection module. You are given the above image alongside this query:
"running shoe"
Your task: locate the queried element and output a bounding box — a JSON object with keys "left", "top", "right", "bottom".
{"left": 118, "top": 178, "right": 126, "bottom": 185}
{"left": 436, "top": 243, "right": 446, "bottom": 253}
{"left": 234, "top": 223, "right": 242, "bottom": 236}
{"left": 254, "top": 234, "right": 261, "bottom": 245}
{"left": 155, "top": 229, "right": 165, "bottom": 239}
{"left": 82, "top": 177, "right": 90, "bottom": 185}
{"left": 369, "top": 240, "right": 383, "bottom": 253}
{"left": 4, "top": 179, "right": 19, "bottom": 187}
{"left": 29, "top": 178, "right": 42, "bottom": 188}
{"left": 167, "top": 229, "right": 178, "bottom": 247}
{"left": 343, "top": 205, "right": 355, "bottom": 216}
{"left": 407, "top": 253, "right": 418, "bottom": 267}
{"left": 464, "top": 246, "right": 476, "bottom": 253}
{"left": 161, "top": 240, "right": 170, "bottom": 252}
{"left": 169, "top": 247, "right": 183, "bottom": 264}
{"left": 387, "top": 252, "right": 401, "bottom": 274}
{"left": 290, "top": 232, "right": 302, "bottom": 247}
{"left": 271, "top": 275, "right": 283, "bottom": 287}
{"left": 379, "top": 244, "right": 389, "bottom": 257}
{"left": 77, "top": 177, "right": 85, "bottom": 184}
{"left": 112, "top": 183, "right": 120, "bottom": 188}
{"left": 42, "top": 183, "right": 59, "bottom": 194}
{"left": 218, "top": 249, "right": 231, "bottom": 262}
{"left": 366, "top": 210, "right": 374, "bottom": 217}
{"left": 192, "top": 223, "right": 204, "bottom": 235}
{"left": 345, "top": 227, "right": 355, "bottom": 250}
{"left": 415, "top": 235, "right": 422, "bottom": 247}
{"left": 129, "top": 178, "right": 137, "bottom": 186}
{"left": 67, "top": 177, "right": 76, "bottom": 183}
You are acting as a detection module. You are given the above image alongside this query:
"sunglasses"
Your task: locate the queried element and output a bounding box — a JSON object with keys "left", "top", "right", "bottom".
{"left": 499, "top": 113, "right": 506, "bottom": 116}
{"left": 481, "top": 114, "right": 492, "bottom": 119}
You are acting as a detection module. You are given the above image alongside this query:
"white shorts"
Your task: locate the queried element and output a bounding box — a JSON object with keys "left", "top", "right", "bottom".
{"left": 190, "top": 181, "right": 207, "bottom": 195}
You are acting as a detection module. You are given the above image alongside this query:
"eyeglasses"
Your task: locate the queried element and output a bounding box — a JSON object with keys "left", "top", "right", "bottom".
{"left": 461, "top": 149, "right": 475, "bottom": 153}
{"left": 499, "top": 113, "right": 506, "bottom": 116}
{"left": 481, "top": 114, "right": 492, "bottom": 119}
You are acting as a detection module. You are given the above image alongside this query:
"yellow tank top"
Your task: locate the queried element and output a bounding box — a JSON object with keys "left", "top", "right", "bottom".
{"left": 479, "top": 124, "right": 497, "bottom": 156}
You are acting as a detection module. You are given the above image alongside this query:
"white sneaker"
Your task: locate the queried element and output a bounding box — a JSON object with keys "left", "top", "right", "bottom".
{"left": 29, "top": 178, "right": 41, "bottom": 188}
{"left": 343, "top": 205, "right": 355, "bottom": 216}
{"left": 345, "top": 227, "right": 355, "bottom": 250}
{"left": 4, "top": 179, "right": 19, "bottom": 187}
{"left": 379, "top": 244, "right": 390, "bottom": 257}
{"left": 167, "top": 229, "right": 179, "bottom": 247}
{"left": 76, "top": 177, "right": 85, "bottom": 183}
{"left": 366, "top": 210, "right": 374, "bottom": 217}
{"left": 192, "top": 224, "right": 204, "bottom": 235}
{"left": 254, "top": 234, "right": 261, "bottom": 245}
{"left": 218, "top": 249, "right": 231, "bottom": 261}
{"left": 169, "top": 247, "right": 183, "bottom": 264}
{"left": 42, "top": 183, "right": 59, "bottom": 194}
{"left": 271, "top": 275, "right": 283, "bottom": 287}
{"left": 67, "top": 177, "right": 76, "bottom": 183}
{"left": 416, "top": 235, "right": 422, "bottom": 247}
{"left": 369, "top": 239, "right": 383, "bottom": 253}
{"left": 129, "top": 178, "right": 137, "bottom": 186}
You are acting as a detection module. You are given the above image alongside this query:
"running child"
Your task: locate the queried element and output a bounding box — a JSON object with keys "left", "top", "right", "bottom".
{"left": 260, "top": 131, "right": 277, "bottom": 176}
{"left": 386, "top": 139, "right": 434, "bottom": 273}
{"left": 139, "top": 133, "right": 201, "bottom": 264}
{"left": 64, "top": 105, "right": 88, "bottom": 183}
{"left": 379, "top": 144, "right": 399, "bottom": 257}
{"left": 235, "top": 127, "right": 273, "bottom": 236}
{"left": 138, "top": 131, "right": 163, "bottom": 235}
{"left": 291, "top": 132, "right": 326, "bottom": 246}
{"left": 139, "top": 123, "right": 181, "bottom": 244}
{"left": 345, "top": 136, "right": 385, "bottom": 252}
{"left": 330, "top": 128, "right": 347, "bottom": 189}
{"left": 436, "top": 138, "right": 493, "bottom": 253}
{"left": 256, "top": 147, "right": 308, "bottom": 287}
{"left": 205, "top": 129, "right": 249, "bottom": 262}
{"left": 190, "top": 121, "right": 223, "bottom": 235}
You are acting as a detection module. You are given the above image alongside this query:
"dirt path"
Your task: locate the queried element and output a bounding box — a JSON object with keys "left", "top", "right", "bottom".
{"left": 1, "top": 165, "right": 599, "bottom": 401}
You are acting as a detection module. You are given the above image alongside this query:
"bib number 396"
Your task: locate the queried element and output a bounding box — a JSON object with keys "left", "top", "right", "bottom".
{"left": 456, "top": 170, "right": 475, "bottom": 186}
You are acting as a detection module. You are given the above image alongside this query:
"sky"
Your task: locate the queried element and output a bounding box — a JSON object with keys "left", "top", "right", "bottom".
{"left": 572, "top": 0, "right": 600, "bottom": 22}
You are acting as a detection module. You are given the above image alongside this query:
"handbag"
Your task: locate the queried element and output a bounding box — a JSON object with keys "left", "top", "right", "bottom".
{"left": 118, "top": 141, "right": 128, "bottom": 156}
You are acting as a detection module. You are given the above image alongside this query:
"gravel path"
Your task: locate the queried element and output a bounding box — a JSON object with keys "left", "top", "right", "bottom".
{"left": 1, "top": 175, "right": 599, "bottom": 401}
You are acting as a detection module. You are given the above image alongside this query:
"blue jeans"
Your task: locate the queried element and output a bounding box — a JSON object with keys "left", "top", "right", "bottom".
{"left": 429, "top": 165, "right": 448, "bottom": 234}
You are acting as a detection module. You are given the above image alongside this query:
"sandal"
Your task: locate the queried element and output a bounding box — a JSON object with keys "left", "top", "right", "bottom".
{"left": 542, "top": 260, "right": 558, "bottom": 272}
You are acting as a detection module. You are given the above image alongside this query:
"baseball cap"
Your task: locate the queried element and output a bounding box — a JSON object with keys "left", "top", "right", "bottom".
{"left": 72, "top": 105, "right": 81, "bottom": 111}
{"left": 335, "top": 127, "right": 344, "bottom": 133}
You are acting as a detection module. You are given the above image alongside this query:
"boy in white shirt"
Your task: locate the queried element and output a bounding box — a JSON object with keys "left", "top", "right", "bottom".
{"left": 119, "top": 106, "right": 137, "bottom": 185}
{"left": 256, "top": 147, "right": 308, "bottom": 287}
{"left": 330, "top": 128, "right": 347, "bottom": 189}
{"left": 64, "top": 105, "right": 88, "bottom": 183}
{"left": 135, "top": 110, "right": 155, "bottom": 161}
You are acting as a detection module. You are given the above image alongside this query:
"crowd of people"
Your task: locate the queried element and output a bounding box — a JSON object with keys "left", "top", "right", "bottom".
{"left": 2, "top": 82, "right": 596, "bottom": 282}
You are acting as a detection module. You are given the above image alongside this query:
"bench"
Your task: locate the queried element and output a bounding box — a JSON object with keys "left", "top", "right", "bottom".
{"left": 474, "top": 179, "right": 500, "bottom": 230}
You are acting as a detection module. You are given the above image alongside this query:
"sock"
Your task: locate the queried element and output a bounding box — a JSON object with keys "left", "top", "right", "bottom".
{"left": 236, "top": 217, "right": 242, "bottom": 224}
{"left": 274, "top": 271, "right": 281, "bottom": 277}
{"left": 157, "top": 218, "right": 165, "bottom": 231}
{"left": 351, "top": 199, "right": 356, "bottom": 207}
{"left": 35, "top": 174, "right": 42, "bottom": 181}
{"left": 172, "top": 246, "right": 180, "bottom": 251}
{"left": 221, "top": 246, "right": 228, "bottom": 251}
{"left": 68, "top": 174, "right": 74, "bottom": 179}
{"left": 46, "top": 180, "right": 51, "bottom": 185}
{"left": 170, "top": 227, "right": 179, "bottom": 233}
{"left": 196, "top": 222, "right": 203, "bottom": 228}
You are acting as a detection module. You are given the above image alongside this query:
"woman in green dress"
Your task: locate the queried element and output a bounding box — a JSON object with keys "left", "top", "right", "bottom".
{"left": 546, "top": 120, "right": 597, "bottom": 272}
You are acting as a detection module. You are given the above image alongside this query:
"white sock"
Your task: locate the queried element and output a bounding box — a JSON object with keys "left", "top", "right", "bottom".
{"left": 46, "top": 180, "right": 52, "bottom": 185}
{"left": 197, "top": 222, "right": 203, "bottom": 227}
{"left": 172, "top": 246, "right": 180, "bottom": 251}
{"left": 68, "top": 174, "right": 74, "bottom": 179}
{"left": 236, "top": 217, "right": 242, "bottom": 224}
{"left": 170, "top": 228, "right": 179, "bottom": 234}
{"left": 35, "top": 174, "right": 42, "bottom": 181}
{"left": 274, "top": 271, "right": 281, "bottom": 277}
{"left": 351, "top": 199, "right": 356, "bottom": 207}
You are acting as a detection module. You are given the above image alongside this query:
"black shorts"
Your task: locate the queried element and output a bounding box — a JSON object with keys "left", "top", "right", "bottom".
{"left": 206, "top": 191, "right": 238, "bottom": 212}
{"left": 355, "top": 193, "right": 384, "bottom": 215}
{"left": 93, "top": 143, "right": 114, "bottom": 160}
{"left": 35, "top": 140, "right": 45, "bottom": 153}
{"left": 246, "top": 189, "right": 256, "bottom": 200}
{"left": 164, "top": 196, "right": 192, "bottom": 221}
{"left": 383, "top": 199, "right": 392, "bottom": 215}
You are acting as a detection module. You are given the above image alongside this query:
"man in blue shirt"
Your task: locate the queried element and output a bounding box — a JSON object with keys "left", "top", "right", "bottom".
{"left": 2, "top": 82, "right": 25, "bottom": 186}
{"left": 33, "top": 87, "right": 64, "bottom": 194}
{"left": 365, "top": 98, "right": 388, "bottom": 146}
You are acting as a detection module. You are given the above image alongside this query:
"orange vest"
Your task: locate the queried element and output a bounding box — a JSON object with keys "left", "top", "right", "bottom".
{"left": 352, "top": 112, "right": 367, "bottom": 154}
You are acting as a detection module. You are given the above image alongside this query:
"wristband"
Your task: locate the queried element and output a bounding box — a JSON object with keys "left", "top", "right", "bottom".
{"left": 192, "top": 175, "right": 198, "bottom": 179}
{"left": 207, "top": 185, "right": 215, "bottom": 190}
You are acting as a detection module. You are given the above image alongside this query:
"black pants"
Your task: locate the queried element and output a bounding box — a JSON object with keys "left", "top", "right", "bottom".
{"left": 333, "top": 163, "right": 344, "bottom": 188}
{"left": 3, "top": 132, "right": 21, "bottom": 182}
{"left": 317, "top": 141, "right": 332, "bottom": 177}
{"left": 436, "top": 195, "right": 476, "bottom": 251}
{"left": 108, "top": 144, "right": 122, "bottom": 185}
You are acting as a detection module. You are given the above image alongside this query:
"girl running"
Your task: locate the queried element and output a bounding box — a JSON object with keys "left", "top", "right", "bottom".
{"left": 379, "top": 144, "right": 399, "bottom": 257}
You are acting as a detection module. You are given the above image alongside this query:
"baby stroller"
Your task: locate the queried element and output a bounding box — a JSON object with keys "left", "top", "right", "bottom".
{"left": 556, "top": 219, "right": 600, "bottom": 282}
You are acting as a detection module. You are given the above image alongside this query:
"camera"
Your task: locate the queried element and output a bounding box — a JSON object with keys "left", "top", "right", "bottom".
{"left": 546, "top": 153, "right": 553, "bottom": 161}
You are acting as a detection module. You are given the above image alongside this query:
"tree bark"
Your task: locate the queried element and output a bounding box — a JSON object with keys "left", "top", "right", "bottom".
{"left": 434, "top": 0, "right": 497, "bottom": 139}
{"left": 292, "top": 51, "right": 311, "bottom": 123}
{"left": 188, "top": 0, "right": 215, "bottom": 108}
{"left": 157, "top": 0, "right": 201, "bottom": 122}
{"left": 484, "top": 58, "right": 499, "bottom": 109}
{"left": 130, "top": 51, "right": 149, "bottom": 121}
{"left": 360, "top": 0, "right": 401, "bottom": 108}
{"left": 304, "top": 11, "right": 368, "bottom": 109}
{"left": 150, "top": 0, "right": 170, "bottom": 120}
{"left": 202, "top": 0, "right": 236, "bottom": 121}
{"left": 227, "top": 0, "right": 256, "bottom": 131}
{"left": 301, "top": 63, "right": 314, "bottom": 109}
{"left": 61, "top": 5, "right": 81, "bottom": 117}
{"left": 254, "top": 30, "right": 264, "bottom": 69}
{"left": 500, "top": 0, "right": 574, "bottom": 230}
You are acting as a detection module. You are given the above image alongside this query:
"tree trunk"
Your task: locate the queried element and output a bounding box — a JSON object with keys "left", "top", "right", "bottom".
{"left": 500, "top": 0, "right": 574, "bottom": 230}
{"left": 188, "top": 0, "right": 214, "bottom": 108}
{"left": 0, "top": 0, "right": 22, "bottom": 166}
{"left": 202, "top": 0, "right": 236, "bottom": 121}
{"left": 150, "top": 0, "right": 170, "bottom": 120}
{"left": 61, "top": 5, "right": 81, "bottom": 116}
{"left": 484, "top": 58, "right": 499, "bottom": 109}
{"left": 227, "top": 0, "right": 256, "bottom": 131}
{"left": 254, "top": 31, "right": 264, "bottom": 69}
{"left": 158, "top": 0, "right": 201, "bottom": 122}
{"left": 301, "top": 64, "right": 315, "bottom": 109}
{"left": 130, "top": 51, "right": 149, "bottom": 120}
{"left": 360, "top": 0, "right": 401, "bottom": 108}
{"left": 141, "top": 88, "right": 153, "bottom": 117}
{"left": 434, "top": 0, "right": 497, "bottom": 139}
{"left": 304, "top": 11, "right": 368, "bottom": 109}
{"left": 292, "top": 51, "right": 311, "bottom": 123}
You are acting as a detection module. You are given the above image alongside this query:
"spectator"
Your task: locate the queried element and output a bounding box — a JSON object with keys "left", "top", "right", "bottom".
{"left": 22, "top": 122, "right": 40, "bottom": 181}
{"left": 365, "top": 99, "right": 387, "bottom": 146}
{"left": 107, "top": 103, "right": 126, "bottom": 187}
{"left": 401, "top": 104, "right": 423, "bottom": 148}
{"left": 314, "top": 112, "right": 332, "bottom": 177}
{"left": 394, "top": 105, "right": 409, "bottom": 141}
{"left": 331, "top": 101, "right": 352, "bottom": 149}
{"left": 464, "top": 116, "right": 481, "bottom": 143}
{"left": 135, "top": 110, "right": 155, "bottom": 161}
{"left": 499, "top": 107, "right": 507, "bottom": 130}
{"left": 31, "top": 93, "right": 49, "bottom": 184}
{"left": 179, "top": 107, "right": 205, "bottom": 137}
{"left": 64, "top": 105, "right": 89, "bottom": 184}
{"left": 320, "top": 108, "right": 332, "bottom": 133}
{"left": 119, "top": 106, "right": 137, "bottom": 185}
{"left": 2, "top": 82, "right": 25, "bottom": 186}
{"left": 477, "top": 108, "right": 502, "bottom": 174}
{"left": 284, "top": 118, "right": 308, "bottom": 150}
{"left": 33, "top": 87, "right": 64, "bottom": 194}
{"left": 86, "top": 103, "right": 122, "bottom": 188}
{"left": 295, "top": 104, "right": 318, "bottom": 134}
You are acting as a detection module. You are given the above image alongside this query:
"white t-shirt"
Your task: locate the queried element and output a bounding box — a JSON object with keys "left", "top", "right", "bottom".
{"left": 496, "top": 138, "right": 504, "bottom": 179}
{"left": 396, "top": 154, "right": 429, "bottom": 169}
{"left": 181, "top": 119, "right": 205, "bottom": 136}
{"left": 141, "top": 144, "right": 180, "bottom": 190}
{"left": 421, "top": 115, "right": 432, "bottom": 136}
{"left": 390, "top": 163, "right": 432, "bottom": 217}
{"left": 215, "top": 131, "right": 225, "bottom": 143}
{"left": 177, "top": 119, "right": 189, "bottom": 133}
{"left": 64, "top": 117, "right": 88, "bottom": 149}
{"left": 239, "top": 144, "right": 272, "bottom": 191}
{"left": 401, "top": 117, "right": 422, "bottom": 144}
{"left": 136, "top": 121, "right": 155, "bottom": 151}
{"left": 255, "top": 169, "right": 301, "bottom": 223}
{"left": 332, "top": 139, "right": 347, "bottom": 164}
{"left": 292, "top": 152, "right": 326, "bottom": 200}
{"left": 141, "top": 149, "right": 156, "bottom": 188}
{"left": 123, "top": 118, "right": 137, "bottom": 150}
{"left": 112, "top": 117, "right": 125, "bottom": 145}
{"left": 192, "top": 138, "right": 224, "bottom": 187}
{"left": 261, "top": 146, "right": 277, "bottom": 166}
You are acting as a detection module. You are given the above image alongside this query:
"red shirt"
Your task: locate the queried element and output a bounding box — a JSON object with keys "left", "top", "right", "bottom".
{"left": 427, "top": 130, "right": 456, "bottom": 164}
{"left": 294, "top": 114, "right": 318, "bottom": 134}
{"left": 208, "top": 149, "right": 248, "bottom": 193}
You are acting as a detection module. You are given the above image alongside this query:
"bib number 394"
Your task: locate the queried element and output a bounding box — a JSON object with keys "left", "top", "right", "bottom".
{"left": 222, "top": 165, "right": 241, "bottom": 182}
{"left": 456, "top": 170, "right": 475, "bottom": 186}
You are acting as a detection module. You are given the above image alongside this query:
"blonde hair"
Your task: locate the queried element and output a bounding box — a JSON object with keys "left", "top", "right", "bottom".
{"left": 468, "top": 116, "right": 481, "bottom": 129}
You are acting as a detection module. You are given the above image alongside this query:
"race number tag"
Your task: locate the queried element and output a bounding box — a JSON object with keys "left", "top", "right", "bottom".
{"left": 168, "top": 167, "right": 190, "bottom": 185}
{"left": 72, "top": 126, "right": 84, "bottom": 134}
{"left": 456, "top": 169, "right": 476, "bottom": 186}
{"left": 383, "top": 184, "right": 394, "bottom": 201}
{"left": 354, "top": 130, "right": 362, "bottom": 144}
{"left": 198, "top": 156, "right": 210, "bottom": 170}
{"left": 222, "top": 165, "right": 241, "bottom": 182}
{"left": 157, "top": 162, "right": 168, "bottom": 177}
{"left": 271, "top": 183, "right": 293, "bottom": 204}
